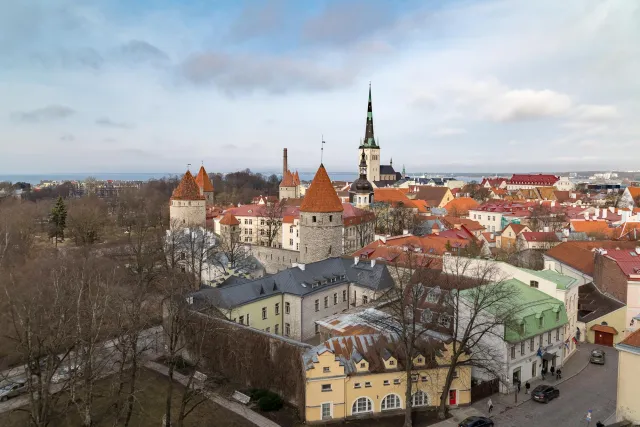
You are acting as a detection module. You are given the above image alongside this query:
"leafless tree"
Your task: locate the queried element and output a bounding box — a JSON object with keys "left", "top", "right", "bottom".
{"left": 259, "top": 200, "right": 285, "bottom": 247}
{"left": 529, "top": 204, "right": 566, "bottom": 232}
{"left": 372, "top": 202, "right": 391, "bottom": 234}
{"left": 0, "top": 200, "right": 38, "bottom": 269}
{"left": 352, "top": 215, "right": 375, "bottom": 251}
{"left": 211, "top": 225, "right": 253, "bottom": 277}
{"left": 67, "top": 196, "right": 109, "bottom": 245}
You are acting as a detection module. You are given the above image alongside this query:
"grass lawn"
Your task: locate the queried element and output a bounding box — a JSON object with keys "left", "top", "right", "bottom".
{"left": 0, "top": 368, "right": 255, "bottom": 427}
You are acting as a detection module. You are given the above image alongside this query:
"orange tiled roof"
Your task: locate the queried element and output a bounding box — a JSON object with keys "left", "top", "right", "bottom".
{"left": 280, "top": 170, "right": 296, "bottom": 187}
{"left": 219, "top": 212, "right": 240, "bottom": 226}
{"left": 293, "top": 171, "right": 300, "bottom": 185}
{"left": 545, "top": 241, "right": 638, "bottom": 276}
{"left": 443, "top": 197, "right": 479, "bottom": 215}
{"left": 627, "top": 187, "right": 640, "bottom": 199}
{"left": 374, "top": 188, "right": 427, "bottom": 213}
{"left": 570, "top": 219, "right": 613, "bottom": 237}
{"left": 171, "top": 170, "right": 205, "bottom": 201}
{"left": 441, "top": 216, "right": 484, "bottom": 232}
{"left": 619, "top": 327, "right": 640, "bottom": 348}
{"left": 195, "top": 166, "right": 214, "bottom": 192}
{"left": 300, "top": 164, "right": 344, "bottom": 213}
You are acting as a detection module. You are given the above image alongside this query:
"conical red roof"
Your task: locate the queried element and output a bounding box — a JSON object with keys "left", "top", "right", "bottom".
{"left": 280, "top": 170, "right": 295, "bottom": 187}
{"left": 195, "top": 166, "right": 214, "bottom": 192}
{"left": 171, "top": 170, "right": 205, "bottom": 201}
{"left": 300, "top": 164, "right": 343, "bottom": 213}
{"left": 219, "top": 212, "right": 240, "bottom": 226}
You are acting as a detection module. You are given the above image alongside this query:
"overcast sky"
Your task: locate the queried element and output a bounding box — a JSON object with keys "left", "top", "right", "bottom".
{"left": 1, "top": 0, "right": 638, "bottom": 174}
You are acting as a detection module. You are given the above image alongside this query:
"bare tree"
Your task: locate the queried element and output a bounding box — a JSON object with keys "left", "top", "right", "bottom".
{"left": 67, "top": 196, "right": 109, "bottom": 245}
{"left": 211, "top": 225, "right": 252, "bottom": 277}
{"left": 0, "top": 200, "right": 38, "bottom": 270}
{"left": 259, "top": 200, "right": 285, "bottom": 247}
{"left": 352, "top": 215, "right": 375, "bottom": 251}
{"left": 529, "top": 204, "right": 566, "bottom": 232}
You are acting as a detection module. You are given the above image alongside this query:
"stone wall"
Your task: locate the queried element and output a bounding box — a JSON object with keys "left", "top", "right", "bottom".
{"left": 594, "top": 253, "right": 628, "bottom": 302}
{"left": 253, "top": 245, "right": 300, "bottom": 274}
{"left": 299, "top": 212, "right": 344, "bottom": 264}
{"left": 279, "top": 185, "right": 298, "bottom": 200}
{"left": 169, "top": 199, "right": 206, "bottom": 229}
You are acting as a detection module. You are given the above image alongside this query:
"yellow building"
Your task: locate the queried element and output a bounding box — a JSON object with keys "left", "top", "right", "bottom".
{"left": 303, "top": 334, "right": 471, "bottom": 423}
{"left": 585, "top": 307, "right": 627, "bottom": 346}
{"left": 615, "top": 328, "right": 640, "bottom": 424}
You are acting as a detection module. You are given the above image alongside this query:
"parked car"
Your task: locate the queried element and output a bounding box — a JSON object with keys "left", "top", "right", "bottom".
{"left": 0, "top": 380, "right": 28, "bottom": 402}
{"left": 459, "top": 416, "right": 494, "bottom": 427}
{"left": 590, "top": 349, "right": 606, "bottom": 365}
{"left": 52, "top": 364, "right": 83, "bottom": 384}
{"left": 532, "top": 384, "right": 560, "bottom": 403}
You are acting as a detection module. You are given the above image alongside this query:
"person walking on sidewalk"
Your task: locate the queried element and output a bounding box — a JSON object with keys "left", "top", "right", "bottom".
{"left": 550, "top": 366, "right": 555, "bottom": 379}
{"left": 487, "top": 398, "right": 494, "bottom": 414}
{"left": 516, "top": 380, "right": 521, "bottom": 393}
{"left": 525, "top": 381, "right": 531, "bottom": 394}
{"left": 556, "top": 368, "right": 562, "bottom": 380}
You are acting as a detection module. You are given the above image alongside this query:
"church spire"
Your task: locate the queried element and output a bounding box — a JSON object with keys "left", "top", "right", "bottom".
{"left": 360, "top": 82, "right": 378, "bottom": 149}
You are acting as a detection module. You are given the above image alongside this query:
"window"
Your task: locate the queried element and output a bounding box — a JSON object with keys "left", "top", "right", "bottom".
{"left": 412, "top": 391, "right": 428, "bottom": 407}
{"left": 323, "top": 367, "right": 330, "bottom": 373}
{"left": 556, "top": 311, "right": 560, "bottom": 322}
{"left": 285, "top": 323, "right": 290, "bottom": 336}
{"left": 417, "top": 357, "right": 423, "bottom": 363}
{"left": 510, "top": 346, "right": 515, "bottom": 359}
{"left": 365, "top": 382, "right": 372, "bottom": 388}
{"left": 362, "top": 296, "right": 368, "bottom": 304}
{"left": 352, "top": 397, "right": 372, "bottom": 414}
{"left": 265, "top": 327, "right": 270, "bottom": 333}
{"left": 556, "top": 329, "right": 560, "bottom": 341}
{"left": 530, "top": 338, "right": 534, "bottom": 351}
{"left": 393, "top": 378, "right": 401, "bottom": 384}
{"left": 260, "top": 219, "right": 264, "bottom": 226}
{"left": 321, "top": 403, "right": 332, "bottom": 420}
{"left": 262, "top": 307, "right": 267, "bottom": 320}
{"left": 289, "top": 239, "right": 293, "bottom": 246}
{"left": 411, "top": 374, "right": 418, "bottom": 383}
{"left": 438, "top": 314, "right": 451, "bottom": 328}
{"left": 547, "top": 331, "right": 551, "bottom": 344}
{"left": 343, "top": 290, "right": 347, "bottom": 302}
{"left": 539, "top": 335, "right": 543, "bottom": 347}
{"left": 324, "top": 296, "right": 328, "bottom": 308}
{"left": 312, "top": 216, "right": 317, "bottom": 223}
{"left": 246, "top": 314, "right": 250, "bottom": 324}
{"left": 321, "top": 384, "right": 332, "bottom": 392}
{"left": 285, "top": 302, "right": 290, "bottom": 314}
{"left": 315, "top": 323, "right": 319, "bottom": 334}
{"left": 422, "top": 309, "right": 433, "bottom": 323}
{"left": 530, "top": 280, "right": 539, "bottom": 288}
{"left": 383, "top": 380, "right": 390, "bottom": 386}
{"left": 354, "top": 383, "right": 361, "bottom": 389}
{"left": 332, "top": 293, "right": 337, "bottom": 305}
{"left": 274, "top": 324, "right": 279, "bottom": 334}
{"left": 329, "top": 215, "right": 333, "bottom": 222}
{"left": 275, "top": 303, "right": 280, "bottom": 315}
{"left": 389, "top": 360, "right": 395, "bottom": 366}
{"left": 539, "top": 317, "right": 543, "bottom": 328}
{"left": 421, "top": 375, "right": 427, "bottom": 382}
{"left": 381, "top": 394, "right": 401, "bottom": 411}
{"left": 315, "top": 300, "right": 319, "bottom": 312}
{"left": 520, "top": 342, "right": 525, "bottom": 355}
{"left": 452, "top": 370, "right": 459, "bottom": 378}
{"left": 289, "top": 226, "right": 293, "bottom": 233}
{"left": 427, "top": 291, "right": 438, "bottom": 303}
{"left": 239, "top": 315, "right": 244, "bottom": 324}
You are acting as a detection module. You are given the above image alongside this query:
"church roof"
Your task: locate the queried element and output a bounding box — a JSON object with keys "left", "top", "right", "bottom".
{"left": 280, "top": 170, "right": 298, "bottom": 187}
{"left": 195, "top": 166, "right": 214, "bottom": 192}
{"left": 293, "top": 171, "right": 300, "bottom": 185}
{"left": 219, "top": 212, "right": 240, "bottom": 226}
{"left": 300, "top": 164, "right": 344, "bottom": 213}
{"left": 360, "top": 83, "right": 378, "bottom": 149}
{"left": 171, "top": 170, "right": 205, "bottom": 201}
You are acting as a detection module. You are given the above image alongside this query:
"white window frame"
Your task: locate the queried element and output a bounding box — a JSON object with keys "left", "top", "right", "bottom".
{"left": 351, "top": 397, "right": 373, "bottom": 414}
{"left": 412, "top": 391, "right": 429, "bottom": 407}
{"left": 321, "top": 384, "right": 332, "bottom": 392}
{"left": 321, "top": 402, "right": 333, "bottom": 420}
{"left": 380, "top": 394, "right": 402, "bottom": 411}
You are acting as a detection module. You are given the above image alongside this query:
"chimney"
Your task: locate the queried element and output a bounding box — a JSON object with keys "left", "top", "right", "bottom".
{"left": 543, "top": 226, "right": 550, "bottom": 232}
{"left": 354, "top": 256, "right": 360, "bottom": 265}
{"left": 403, "top": 229, "right": 409, "bottom": 235}
{"left": 298, "top": 263, "right": 305, "bottom": 271}
{"left": 609, "top": 206, "right": 615, "bottom": 213}
{"left": 490, "top": 232, "right": 495, "bottom": 240}
{"left": 283, "top": 148, "right": 288, "bottom": 176}
{"left": 635, "top": 247, "right": 640, "bottom": 254}
{"left": 602, "top": 209, "right": 607, "bottom": 219}
{"left": 563, "top": 228, "right": 570, "bottom": 237}
{"left": 622, "top": 210, "right": 630, "bottom": 222}
{"left": 370, "top": 259, "right": 376, "bottom": 268}
{"left": 584, "top": 212, "right": 589, "bottom": 220}
{"left": 550, "top": 201, "right": 556, "bottom": 208}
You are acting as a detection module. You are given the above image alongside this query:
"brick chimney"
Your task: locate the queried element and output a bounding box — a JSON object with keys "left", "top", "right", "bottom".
{"left": 283, "top": 148, "right": 288, "bottom": 176}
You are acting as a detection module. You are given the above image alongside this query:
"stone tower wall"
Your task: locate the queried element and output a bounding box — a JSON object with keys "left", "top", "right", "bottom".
{"left": 362, "top": 147, "right": 380, "bottom": 182}
{"left": 279, "top": 185, "right": 298, "bottom": 200}
{"left": 204, "top": 191, "right": 214, "bottom": 205}
{"left": 299, "top": 211, "right": 343, "bottom": 264}
{"left": 170, "top": 199, "right": 206, "bottom": 229}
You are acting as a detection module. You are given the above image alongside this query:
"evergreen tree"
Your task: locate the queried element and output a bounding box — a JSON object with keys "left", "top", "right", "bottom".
{"left": 49, "top": 196, "right": 67, "bottom": 245}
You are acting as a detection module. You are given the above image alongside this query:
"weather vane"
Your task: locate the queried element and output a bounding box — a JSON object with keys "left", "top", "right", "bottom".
{"left": 187, "top": 163, "right": 191, "bottom": 171}
{"left": 321, "top": 136, "right": 326, "bottom": 164}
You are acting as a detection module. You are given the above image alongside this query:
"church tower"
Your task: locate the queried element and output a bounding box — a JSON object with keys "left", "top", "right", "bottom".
{"left": 349, "top": 150, "right": 374, "bottom": 208}
{"left": 299, "top": 164, "right": 344, "bottom": 264}
{"left": 359, "top": 83, "right": 380, "bottom": 182}
{"left": 195, "top": 165, "right": 214, "bottom": 205}
{"left": 170, "top": 169, "right": 206, "bottom": 229}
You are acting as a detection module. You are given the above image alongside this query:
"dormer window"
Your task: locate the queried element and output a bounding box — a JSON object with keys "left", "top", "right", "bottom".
{"left": 555, "top": 311, "right": 560, "bottom": 322}
{"left": 530, "top": 280, "right": 539, "bottom": 288}
{"left": 417, "top": 357, "right": 423, "bottom": 363}
{"left": 323, "top": 367, "right": 330, "bottom": 373}
{"left": 389, "top": 360, "right": 395, "bottom": 366}
{"left": 539, "top": 317, "right": 544, "bottom": 328}
{"left": 360, "top": 362, "right": 366, "bottom": 368}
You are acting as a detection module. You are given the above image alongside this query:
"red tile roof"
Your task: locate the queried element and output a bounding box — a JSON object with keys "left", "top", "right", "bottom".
{"left": 603, "top": 249, "right": 640, "bottom": 277}
{"left": 280, "top": 170, "right": 296, "bottom": 187}
{"left": 521, "top": 232, "right": 559, "bottom": 242}
{"left": 443, "top": 197, "right": 479, "bottom": 216}
{"left": 171, "top": 170, "right": 205, "bottom": 201}
{"left": 509, "top": 174, "right": 559, "bottom": 185}
{"left": 481, "top": 232, "right": 496, "bottom": 243}
{"left": 219, "top": 212, "right": 240, "bottom": 226}
{"left": 545, "top": 241, "right": 639, "bottom": 276}
{"left": 195, "top": 166, "right": 214, "bottom": 192}
{"left": 481, "top": 177, "right": 508, "bottom": 187}
{"left": 620, "top": 327, "right": 640, "bottom": 348}
{"left": 441, "top": 216, "right": 484, "bottom": 232}
{"left": 570, "top": 219, "right": 613, "bottom": 237}
{"left": 627, "top": 187, "right": 640, "bottom": 199}
{"left": 300, "top": 164, "right": 344, "bottom": 213}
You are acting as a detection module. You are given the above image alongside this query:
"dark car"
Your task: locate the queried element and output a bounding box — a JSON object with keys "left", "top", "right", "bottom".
{"left": 590, "top": 350, "right": 606, "bottom": 365}
{"left": 459, "top": 416, "right": 494, "bottom": 427}
{"left": 532, "top": 384, "right": 560, "bottom": 403}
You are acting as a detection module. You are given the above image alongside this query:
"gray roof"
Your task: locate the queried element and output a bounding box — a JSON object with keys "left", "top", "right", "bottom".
{"left": 380, "top": 165, "right": 396, "bottom": 175}
{"left": 192, "top": 257, "right": 394, "bottom": 309}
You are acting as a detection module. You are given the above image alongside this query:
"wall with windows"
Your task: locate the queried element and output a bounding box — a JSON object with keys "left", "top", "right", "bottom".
{"left": 300, "top": 284, "right": 351, "bottom": 340}
{"left": 225, "top": 294, "right": 283, "bottom": 332}
{"left": 253, "top": 246, "right": 300, "bottom": 274}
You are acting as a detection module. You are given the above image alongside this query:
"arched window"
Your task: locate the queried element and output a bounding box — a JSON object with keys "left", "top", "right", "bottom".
{"left": 421, "top": 309, "right": 433, "bottom": 323}
{"left": 351, "top": 397, "right": 373, "bottom": 414}
{"left": 381, "top": 394, "right": 401, "bottom": 411}
{"left": 412, "top": 391, "right": 429, "bottom": 407}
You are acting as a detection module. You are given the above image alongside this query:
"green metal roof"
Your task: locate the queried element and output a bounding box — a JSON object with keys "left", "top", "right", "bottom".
{"left": 460, "top": 278, "right": 568, "bottom": 343}
{"left": 519, "top": 268, "right": 578, "bottom": 291}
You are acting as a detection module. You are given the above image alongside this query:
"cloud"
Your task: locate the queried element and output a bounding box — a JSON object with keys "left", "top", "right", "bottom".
{"left": 573, "top": 104, "right": 619, "bottom": 121}
{"left": 302, "top": 1, "right": 394, "bottom": 46}
{"left": 12, "top": 105, "right": 75, "bottom": 122}
{"left": 117, "top": 40, "right": 170, "bottom": 66}
{"left": 488, "top": 89, "right": 573, "bottom": 122}
{"left": 60, "top": 133, "right": 75, "bottom": 142}
{"left": 180, "top": 52, "right": 355, "bottom": 94}
{"left": 227, "top": 0, "right": 285, "bottom": 42}
{"left": 96, "top": 117, "right": 135, "bottom": 129}
{"left": 431, "top": 127, "right": 466, "bottom": 137}
{"left": 221, "top": 143, "right": 238, "bottom": 150}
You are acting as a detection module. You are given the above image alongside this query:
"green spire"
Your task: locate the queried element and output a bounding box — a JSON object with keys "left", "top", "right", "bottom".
{"left": 360, "top": 82, "right": 378, "bottom": 149}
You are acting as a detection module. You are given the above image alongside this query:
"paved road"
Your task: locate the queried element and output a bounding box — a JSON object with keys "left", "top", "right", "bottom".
{"left": 490, "top": 345, "right": 618, "bottom": 426}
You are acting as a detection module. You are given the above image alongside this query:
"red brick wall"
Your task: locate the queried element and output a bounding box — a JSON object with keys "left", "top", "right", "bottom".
{"left": 594, "top": 254, "right": 628, "bottom": 302}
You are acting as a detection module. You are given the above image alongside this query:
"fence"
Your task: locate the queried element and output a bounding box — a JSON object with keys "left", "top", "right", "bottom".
{"left": 471, "top": 378, "right": 499, "bottom": 402}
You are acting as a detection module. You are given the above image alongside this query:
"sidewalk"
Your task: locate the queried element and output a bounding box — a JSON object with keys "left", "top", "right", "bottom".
{"left": 469, "top": 343, "right": 594, "bottom": 417}
{"left": 144, "top": 360, "right": 281, "bottom": 427}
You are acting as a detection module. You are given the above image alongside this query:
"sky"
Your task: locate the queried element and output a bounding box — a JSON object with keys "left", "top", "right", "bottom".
{"left": 1, "top": 0, "right": 639, "bottom": 174}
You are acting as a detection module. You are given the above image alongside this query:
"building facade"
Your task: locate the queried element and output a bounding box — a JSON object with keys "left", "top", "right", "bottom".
{"left": 169, "top": 170, "right": 207, "bottom": 229}
{"left": 615, "top": 329, "right": 640, "bottom": 424}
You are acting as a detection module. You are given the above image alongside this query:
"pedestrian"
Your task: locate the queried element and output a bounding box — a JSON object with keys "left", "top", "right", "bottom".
{"left": 516, "top": 380, "right": 521, "bottom": 393}
{"left": 541, "top": 368, "right": 546, "bottom": 379}
{"left": 556, "top": 368, "right": 562, "bottom": 380}
{"left": 550, "top": 366, "right": 555, "bottom": 378}
{"left": 487, "top": 398, "right": 493, "bottom": 414}
{"left": 525, "top": 381, "right": 531, "bottom": 394}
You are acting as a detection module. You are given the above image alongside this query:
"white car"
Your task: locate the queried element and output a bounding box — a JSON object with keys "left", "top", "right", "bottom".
{"left": 52, "top": 364, "right": 83, "bottom": 383}
{"left": 0, "top": 381, "right": 28, "bottom": 402}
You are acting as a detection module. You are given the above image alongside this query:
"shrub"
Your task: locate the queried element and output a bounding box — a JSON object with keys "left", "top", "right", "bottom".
{"left": 257, "top": 392, "right": 283, "bottom": 412}
{"left": 249, "top": 389, "right": 269, "bottom": 401}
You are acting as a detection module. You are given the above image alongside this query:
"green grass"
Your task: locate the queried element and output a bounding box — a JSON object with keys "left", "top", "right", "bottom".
{"left": 0, "top": 368, "right": 255, "bottom": 427}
